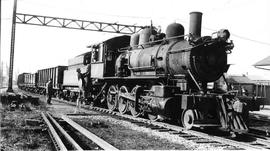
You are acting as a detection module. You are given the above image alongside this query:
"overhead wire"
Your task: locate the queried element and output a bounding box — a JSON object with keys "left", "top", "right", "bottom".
{"left": 12, "top": 0, "right": 270, "bottom": 47}
{"left": 201, "top": 26, "right": 270, "bottom": 46}
{"left": 175, "top": 18, "right": 270, "bottom": 47}
{"left": 230, "top": 33, "right": 270, "bottom": 46}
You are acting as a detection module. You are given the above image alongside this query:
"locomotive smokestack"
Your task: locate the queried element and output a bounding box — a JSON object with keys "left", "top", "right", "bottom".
{"left": 189, "top": 12, "right": 202, "bottom": 38}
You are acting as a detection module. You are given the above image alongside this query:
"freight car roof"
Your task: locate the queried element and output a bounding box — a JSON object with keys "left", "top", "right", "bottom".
{"left": 37, "top": 65, "right": 67, "bottom": 71}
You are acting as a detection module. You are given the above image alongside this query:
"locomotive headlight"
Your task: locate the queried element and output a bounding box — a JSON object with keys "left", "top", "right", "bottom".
{"left": 218, "top": 29, "right": 230, "bottom": 41}
{"left": 212, "top": 29, "right": 230, "bottom": 41}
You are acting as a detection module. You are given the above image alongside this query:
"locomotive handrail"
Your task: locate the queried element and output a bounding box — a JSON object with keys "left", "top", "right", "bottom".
{"left": 168, "top": 48, "right": 192, "bottom": 54}
{"left": 120, "top": 33, "right": 219, "bottom": 54}
{"left": 128, "top": 66, "right": 155, "bottom": 71}
{"left": 119, "top": 34, "right": 190, "bottom": 52}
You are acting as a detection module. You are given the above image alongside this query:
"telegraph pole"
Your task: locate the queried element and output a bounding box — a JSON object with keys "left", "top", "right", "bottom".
{"left": 0, "top": 0, "right": 2, "bottom": 88}
{"left": 7, "top": 0, "right": 18, "bottom": 92}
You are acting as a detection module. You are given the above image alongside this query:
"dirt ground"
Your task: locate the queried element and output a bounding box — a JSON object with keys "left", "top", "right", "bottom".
{"left": 0, "top": 91, "right": 220, "bottom": 150}
{"left": 0, "top": 96, "right": 53, "bottom": 151}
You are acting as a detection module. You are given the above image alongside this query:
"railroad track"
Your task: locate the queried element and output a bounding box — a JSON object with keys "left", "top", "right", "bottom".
{"left": 53, "top": 98, "right": 270, "bottom": 150}
{"left": 248, "top": 113, "right": 270, "bottom": 139}
{"left": 41, "top": 112, "right": 118, "bottom": 150}
{"left": 22, "top": 90, "right": 270, "bottom": 150}
{"left": 250, "top": 113, "right": 270, "bottom": 123}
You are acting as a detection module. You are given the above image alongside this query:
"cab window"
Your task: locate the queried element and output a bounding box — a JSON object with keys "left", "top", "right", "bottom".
{"left": 83, "top": 52, "right": 91, "bottom": 65}
{"left": 91, "top": 44, "right": 104, "bottom": 63}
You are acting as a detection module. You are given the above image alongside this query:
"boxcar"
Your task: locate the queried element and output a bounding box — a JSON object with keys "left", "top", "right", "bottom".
{"left": 227, "top": 75, "right": 267, "bottom": 110}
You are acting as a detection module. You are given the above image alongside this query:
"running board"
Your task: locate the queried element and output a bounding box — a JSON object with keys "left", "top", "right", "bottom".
{"left": 193, "top": 124, "right": 221, "bottom": 128}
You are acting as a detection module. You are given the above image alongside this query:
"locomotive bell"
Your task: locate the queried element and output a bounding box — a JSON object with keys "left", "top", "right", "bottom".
{"left": 189, "top": 12, "right": 202, "bottom": 38}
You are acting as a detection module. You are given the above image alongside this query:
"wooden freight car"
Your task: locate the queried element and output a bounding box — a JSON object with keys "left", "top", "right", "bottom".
{"left": 17, "top": 73, "right": 29, "bottom": 89}
{"left": 37, "top": 66, "right": 67, "bottom": 95}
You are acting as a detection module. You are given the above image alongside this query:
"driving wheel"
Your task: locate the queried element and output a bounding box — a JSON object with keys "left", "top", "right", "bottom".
{"left": 106, "top": 85, "right": 118, "bottom": 111}
{"left": 129, "top": 86, "right": 143, "bottom": 117}
{"left": 118, "top": 86, "right": 129, "bottom": 114}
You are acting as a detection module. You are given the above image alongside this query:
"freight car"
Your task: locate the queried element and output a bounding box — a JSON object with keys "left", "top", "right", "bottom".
{"left": 18, "top": 12, "right": 262, "bottom": 134}
{"left": 36, "top": 66, "right": 67, "bottom": 95}
{"left": 226, "top": 75, "right": 267, "bottom": 109}
{"left": 18, "top": 66, "right": 67, "bottom": 95}
{"left": 17, "top": 72, "right": 37, "bottom": 92}
{"left": 17, "top": 73, "right": 29, "bottom": 89}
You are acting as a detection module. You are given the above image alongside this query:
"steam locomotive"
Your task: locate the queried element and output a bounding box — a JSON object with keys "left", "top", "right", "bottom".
{"left": 18, "top": 12, "right": 262, "bottom": 133}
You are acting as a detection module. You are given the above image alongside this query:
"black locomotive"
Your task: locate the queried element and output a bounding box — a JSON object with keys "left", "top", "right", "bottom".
{"left": 18, "top": 12, "right": 262, "bottom": 133}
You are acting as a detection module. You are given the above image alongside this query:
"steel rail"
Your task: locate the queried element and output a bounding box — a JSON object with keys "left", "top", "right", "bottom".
{"left": 88, "top": 103, "right": 264, "bottom": 150}
{"left": 250, "top": 113, "right": 270, "bottom": 122}
{"left": 61, "top": 115, "right": 119, "bottom": 151}
{"left": 28, "top": 91, "right": 270, "bottom": 150}
{"left": 47, "top": 112, "right": 83, "bottom": 150}
{"left": 53, "top": 98, "right": 259, "bottom": 150}
{"left": 112, "top": 107, "right": 270, "bottom": 150}
{"left": 149, "top": 120, "right": 266, "bottom": 150}
{"left": 41, "top": 112, "right": 67, "bottom": 151}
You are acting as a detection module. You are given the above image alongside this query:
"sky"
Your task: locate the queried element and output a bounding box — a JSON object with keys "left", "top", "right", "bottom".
{"left": 1, "top": 0, "right": 270, "bottom": 80}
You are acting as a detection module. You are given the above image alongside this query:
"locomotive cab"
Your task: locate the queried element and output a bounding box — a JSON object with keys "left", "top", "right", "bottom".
{"left": 87, "top": 35, "right": 131, "bottom": 78}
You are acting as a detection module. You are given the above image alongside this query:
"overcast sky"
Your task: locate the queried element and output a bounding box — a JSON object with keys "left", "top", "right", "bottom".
{"left": 1, "top": 0, "right": 270, "bottom": 79}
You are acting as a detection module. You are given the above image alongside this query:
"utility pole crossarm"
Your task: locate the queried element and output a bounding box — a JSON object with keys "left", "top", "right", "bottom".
{"left": 16, "top": 13, "right": 145, "bottom": 34}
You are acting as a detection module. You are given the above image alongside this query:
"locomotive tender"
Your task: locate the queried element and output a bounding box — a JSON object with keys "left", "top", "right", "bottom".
{"left": 18, "top": 12, "right": 262, "bottom": 133}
